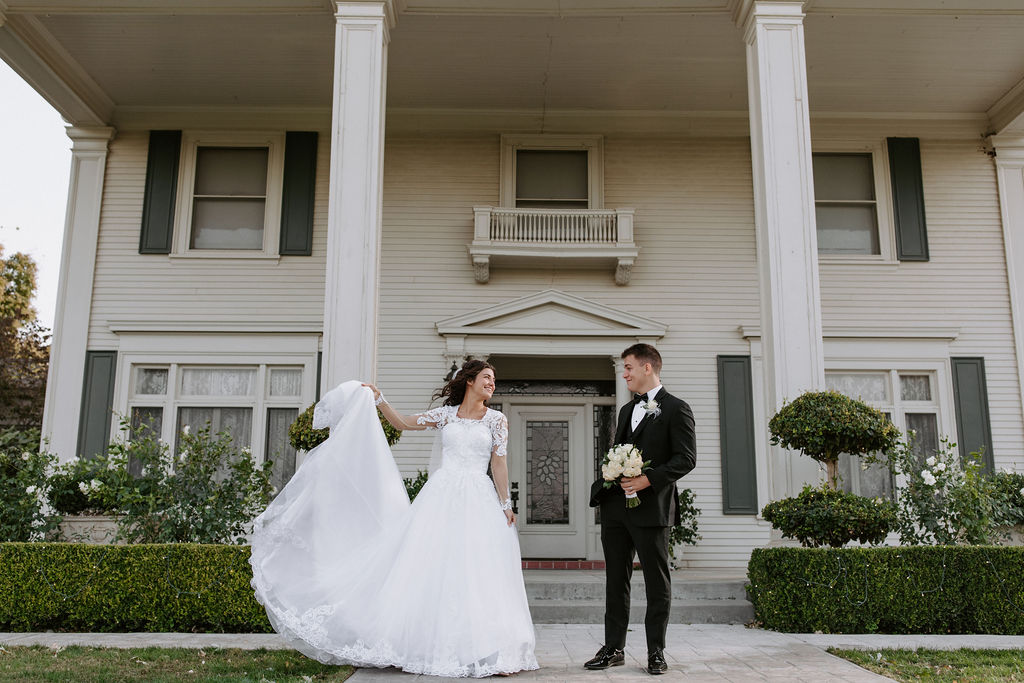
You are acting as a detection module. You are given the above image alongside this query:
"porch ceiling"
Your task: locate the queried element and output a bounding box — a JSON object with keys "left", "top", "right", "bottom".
{"left": 3, "top": 3, "right": 1024, "bottom": 127}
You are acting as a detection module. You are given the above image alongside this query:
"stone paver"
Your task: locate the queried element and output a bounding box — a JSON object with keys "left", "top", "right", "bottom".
{"left": 6, "top": 625, "right": 1024, "bottom": 681}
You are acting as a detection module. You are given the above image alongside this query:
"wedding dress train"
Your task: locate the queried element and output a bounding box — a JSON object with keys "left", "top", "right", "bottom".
{"left": 249, "top": 381, "right": 539, "bottom": 678}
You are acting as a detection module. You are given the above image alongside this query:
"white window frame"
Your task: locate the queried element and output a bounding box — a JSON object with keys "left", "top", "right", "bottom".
{"left": 111, "top": 333, "right": 319, "bottom": 468}
{"left": 171, "top": 130, "right": 286, "bottom": 259}
{"left": 499, "top": 134, "right": 604, "bottom": 209}
{"left": 812, "top": 138, "right": 897, "bottom": 264}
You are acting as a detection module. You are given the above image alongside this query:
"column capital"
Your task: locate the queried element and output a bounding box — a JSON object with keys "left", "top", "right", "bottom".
{"left": 335, "top": 0, "right": 396, "bottom": 30}
{"left": 990, "top": 134, "right": 1024, "bottom": 164}
{"left": 66, "top": 126, "right": 115, "bottom": 153}
{"left": 733, "top": 0, "right": 806, "bottom": 37}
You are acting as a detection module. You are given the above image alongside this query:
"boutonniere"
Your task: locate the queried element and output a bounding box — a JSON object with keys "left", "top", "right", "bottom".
{"left": 642, "top": 399, "right": 661, "bottom": 419}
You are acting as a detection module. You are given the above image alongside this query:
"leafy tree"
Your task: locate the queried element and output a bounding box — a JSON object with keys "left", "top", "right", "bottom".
{"left": 0, "top": 246, "right": 50, "bottom": 429}
{"left": 769, "top": 390, "right": 901, "bottom": 490}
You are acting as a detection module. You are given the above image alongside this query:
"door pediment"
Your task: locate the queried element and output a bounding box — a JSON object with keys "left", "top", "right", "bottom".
{"left": 436, "top": 290, "right": 666, "bottom": 346}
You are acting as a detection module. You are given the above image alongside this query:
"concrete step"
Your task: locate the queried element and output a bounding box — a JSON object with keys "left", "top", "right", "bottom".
{"left": 529, "top": 598, "right": 755, "bottom": 625}
{"left": 525, "top": 578, "right": 748, "bottom": 602}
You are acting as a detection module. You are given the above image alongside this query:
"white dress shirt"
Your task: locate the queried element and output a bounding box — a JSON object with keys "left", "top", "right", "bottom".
{"left": 630, "top": 384, "right": 663, "bottom": 431}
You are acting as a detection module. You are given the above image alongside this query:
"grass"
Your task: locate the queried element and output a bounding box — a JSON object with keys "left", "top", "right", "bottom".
{"left": 831, "top": 647, "right": 1024, "bottom": 682}
{"left": 0, "top": 645, "right": 354, "bottom": 683}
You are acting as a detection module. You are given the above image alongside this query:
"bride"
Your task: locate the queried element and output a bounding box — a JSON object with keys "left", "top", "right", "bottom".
{"left": 249, "top": 359, "right": 539, "bottom": 678}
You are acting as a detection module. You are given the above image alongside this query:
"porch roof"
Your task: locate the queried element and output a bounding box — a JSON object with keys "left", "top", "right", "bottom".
{"left": 1, "top": 0, "right": 1023, "bottom": 134}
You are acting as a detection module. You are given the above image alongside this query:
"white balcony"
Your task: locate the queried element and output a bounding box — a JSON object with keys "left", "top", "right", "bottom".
{"left": 467, "top": 207, "right": 639, "bottom": 285}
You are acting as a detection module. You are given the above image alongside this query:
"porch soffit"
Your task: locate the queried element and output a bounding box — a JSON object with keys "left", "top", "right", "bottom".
{"left": 435, "top": 290, "right": 667, "bottom": 338}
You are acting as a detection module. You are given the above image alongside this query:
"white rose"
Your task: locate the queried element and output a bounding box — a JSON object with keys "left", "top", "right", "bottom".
{"left": 21, "top": 451, "right": 32, "bottom": 461}
{"left": 935, "top": 462, "right": 946, "bottom": 472}
{"left": 183, "top": 425, "right": 191, "bottom": 435}
{"left": 607, "top": 462, "right": 624, "bottom": 479}
{"left": 89, "top": 479, "right": 102, "bottom": 492}
{"left": 25, "top": 485, "right": 38, "bottom": 496}
{"left": 925, "top": 456, "right": 936, "bottom": 467}
{"left": 1019, "top": 486, "right": 1024, "bottom": 497}
{"left": 78, "top": 481, "right": 89, "bottom": 493}
{"left": 921, "top": 470, "right": 937, "bottom": 486}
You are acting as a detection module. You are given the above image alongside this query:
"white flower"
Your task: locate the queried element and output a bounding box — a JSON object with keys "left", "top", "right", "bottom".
{"left": 89, "top": 479, "right": 102, "bottom": 491}
{"left": 935, "top": 462, "right": 946, "bottom": 472}
{"left": 25, "top": 485, "right": 38, "bottom": 496}
{"left": 921, "top": 470, "right": 937, "bottom": 486}
{"left": 183, "top": 425, "right": 191, "bottom": 435}
{"left": 1019, "top": 486, "right": 1024, "bottom": 497}
{"left": 21, "top": 451, "right": 32, "bottom": 461}
{"left": 78, "top": 481, "right": 89, "bottom": 494}
{"left": 925, "top": 456, "right": 936, "bottom": 467}
{"left": 642, "top": 399, "right": 661, "bottom": 418}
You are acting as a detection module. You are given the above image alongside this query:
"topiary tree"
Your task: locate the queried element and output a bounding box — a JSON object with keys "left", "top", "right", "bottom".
{"left": 289, "top": 403, "right": 401, "bottom": 453}
{"left": 769, "top": 390, "right": 900, "bottom": 490}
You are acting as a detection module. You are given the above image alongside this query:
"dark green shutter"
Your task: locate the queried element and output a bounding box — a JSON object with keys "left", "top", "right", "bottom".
{"left": 717, "top": 355, "right": 758, "bottom": 514}
{"left": 887, "top": 137, "right": 929, "bottom": 261}
{"left": 316, "top": 351, "right": 323, "bottom": 400}
{"left": 279, "top": 131, "right": 318, "bottom": 256}
{"left": 77, "top": 351, "right": 117, "bottom": 459}
{"left": 951, "top": 357, "right": 995, "bottom": 471}
{"left": 139, "top": 130, "right": 182, "bottom": 254}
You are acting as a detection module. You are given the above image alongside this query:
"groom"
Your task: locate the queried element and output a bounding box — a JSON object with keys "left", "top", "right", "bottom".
{"left": 585, "top": 344, "right": 696, "bottom": 675}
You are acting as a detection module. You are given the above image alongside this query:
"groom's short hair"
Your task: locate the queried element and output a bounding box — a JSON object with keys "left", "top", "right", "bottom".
{"left": 622, "top": 343, "right": 662, "bottom": 374}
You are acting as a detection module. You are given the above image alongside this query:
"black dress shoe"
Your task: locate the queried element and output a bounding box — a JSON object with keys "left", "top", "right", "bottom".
{"left": 647, "top": 648, "right": 668, "bottom": 675}
{"left": 583, "top": 645, "right": 625, "bottom": 670}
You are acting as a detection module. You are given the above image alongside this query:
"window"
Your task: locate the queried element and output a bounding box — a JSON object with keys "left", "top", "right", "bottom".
{"left": 174, "top": 132, "right": 285, "bottom": 257}
{"left": 812, "top": 141, "right": 895, "bottom": 261}
{"left": 825, "top": 370, "right": 942, "bottom": 499}
{"left": 126, "top": 363, "right": 305, "bottom": 487}
{"left": 500, "top": 135, "right": 603, "bottom": 209}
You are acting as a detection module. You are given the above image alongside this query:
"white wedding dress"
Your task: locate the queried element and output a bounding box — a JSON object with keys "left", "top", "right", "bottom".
{"left": 249, "top": 381, "right": 539, "bottom": 678}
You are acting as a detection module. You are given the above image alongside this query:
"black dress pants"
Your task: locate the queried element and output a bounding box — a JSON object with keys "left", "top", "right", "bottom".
{"left": 600, "top": 520, "right": 671, "bottom": 652}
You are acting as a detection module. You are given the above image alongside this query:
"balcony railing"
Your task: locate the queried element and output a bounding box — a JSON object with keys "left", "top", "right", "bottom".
{"left": 468, "top": 207, "right": 638, "bottom": 285}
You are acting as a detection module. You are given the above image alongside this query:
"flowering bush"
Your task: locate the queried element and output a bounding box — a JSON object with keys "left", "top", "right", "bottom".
{"left": 89, "top": 419, "right": 274, "bottom": 544}
{"left": 991, "top": 470, "right": 1024, "bottom": 527}
{"left": 873, "top": 437, "right": 1002, "bottom": 545}
{"left": 0, "top": 428, "right": 59, "bottom": 542}
{"left": 669, "top": 487, "right": 701, "bottom": 562}
{"left": 761, "top": 484, "right": 897, "bottom": 548}
{"left": 289, "top": 403, "right": 401, "bottom": 452}
{"left": 47, "top": 458, "right": 119, "bottom": 516}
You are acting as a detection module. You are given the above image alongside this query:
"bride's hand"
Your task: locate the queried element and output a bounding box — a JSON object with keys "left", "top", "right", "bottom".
{"left": 504, "top": 509, "right": 516, "bottom": 526}
{"left": 361, "top": 383, "right": 381, "bottom": 402}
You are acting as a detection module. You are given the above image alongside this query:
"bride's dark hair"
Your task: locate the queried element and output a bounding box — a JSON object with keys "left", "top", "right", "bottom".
{"left": 433, "top": 358, "right": 496, "bottom": 407}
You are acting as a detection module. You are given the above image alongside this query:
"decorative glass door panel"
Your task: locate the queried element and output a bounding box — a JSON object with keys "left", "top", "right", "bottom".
{"left": 510, "top": 406, "right": 587, "bottom": 558}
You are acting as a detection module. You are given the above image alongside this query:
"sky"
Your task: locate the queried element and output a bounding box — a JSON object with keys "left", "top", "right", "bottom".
{"left": 0, "top": 60, "right": 72, "bottom": 330}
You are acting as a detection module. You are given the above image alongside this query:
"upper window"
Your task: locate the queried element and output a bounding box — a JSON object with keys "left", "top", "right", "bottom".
{"left": 174, "top": 132, "right": 285, "bottom": 257}
{"left": 812, "top": 141, "right": 895, "bottom": 261}
{"left": 515, "top": 150, "right": 589, "bottom": 209}
{"left": 500, "top": 135, "right": 603, "bottom": 209}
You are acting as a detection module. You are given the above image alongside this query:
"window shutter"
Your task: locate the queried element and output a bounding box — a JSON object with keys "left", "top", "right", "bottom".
{"left": 951, "top": 357, "right": 995, "bottom": 471}
{"left": 139, "top": 130, "right": 182, "bottom": 254}
{"left": 316, "top": 350, "right": 323, "bottom": 401}
{"left": 717, "top": 355, "right": 758, "bottom": 514}
{"left": 77, "top": 351, "right": 117, "bottom": 459}
{"left": 887, "top": 137, "right": 929, "bottom": 261}
{"left": 279, "top": 131, "right": 318, "bottom": 256}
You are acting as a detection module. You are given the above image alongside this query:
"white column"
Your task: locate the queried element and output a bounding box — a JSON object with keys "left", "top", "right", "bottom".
{"left": 741, "top": 1, "right": 825, "bottom": 498}
{"left": 322, "top": 0, "right": 394, "bottom": 390}
{"left": 612, "top": 356, "right": 629, "bottom": 411}
{"left": 41, "top": 126, "right": 115, "bottom": 462}
{"left": 992, "top": 135, "right": 1024, "bottom": 421}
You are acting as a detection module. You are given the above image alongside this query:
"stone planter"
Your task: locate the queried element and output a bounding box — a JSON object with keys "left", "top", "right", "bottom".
{"left": 58, "top": 514, "right": 124, "bottom": 544}
{"left": 998, "top": 524, "right": 1024, "bottom": 546}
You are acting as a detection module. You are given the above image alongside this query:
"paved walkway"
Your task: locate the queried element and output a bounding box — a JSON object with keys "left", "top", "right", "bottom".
{"left": 4, "top": 625, "right": 1024, "bottom": 682}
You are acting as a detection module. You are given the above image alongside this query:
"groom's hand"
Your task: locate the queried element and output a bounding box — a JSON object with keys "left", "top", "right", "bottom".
{"left": 620, "top": 475, "right": 651, "bottom": 494}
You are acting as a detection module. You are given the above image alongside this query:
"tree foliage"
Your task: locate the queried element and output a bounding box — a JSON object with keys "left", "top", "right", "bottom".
{"left": 0, "top": 246, "right": 49, "bottom": 429}
{"left": 769, "top": 390, "right": 901, "bottom": 489}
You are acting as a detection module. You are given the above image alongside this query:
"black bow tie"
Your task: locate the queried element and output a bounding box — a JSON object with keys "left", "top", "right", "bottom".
{"left": 633, "top": 394, "right": 646, "bottom": 404}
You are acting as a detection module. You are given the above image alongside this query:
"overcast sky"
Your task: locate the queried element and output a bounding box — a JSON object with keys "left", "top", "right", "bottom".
{"left": 0, "top": 60, "right": 72, "bottom": 331}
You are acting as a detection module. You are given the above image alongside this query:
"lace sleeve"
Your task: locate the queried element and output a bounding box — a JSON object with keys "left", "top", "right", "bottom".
{"left": 489, "top": 411, "right": 508, "bottom": 458}
{"left": 413, "top": 405, "right": 449, "bottom": 431}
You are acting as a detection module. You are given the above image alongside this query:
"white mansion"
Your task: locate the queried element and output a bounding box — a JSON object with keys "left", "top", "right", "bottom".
{"left": 3, "top": 0, "right": 1024, "bottom": 567}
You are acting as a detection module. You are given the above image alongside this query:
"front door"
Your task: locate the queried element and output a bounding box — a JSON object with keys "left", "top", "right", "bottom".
{"left": 507, "top": 405, "right": 588, "bottom": 558}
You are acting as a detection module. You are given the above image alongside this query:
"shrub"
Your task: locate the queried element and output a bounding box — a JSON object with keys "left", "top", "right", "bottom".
{"left": 761, "top": 484, "right": 896, "bottom": 548}
{"left": 991, "top": 469, "right": 1024, "bottom": 527}
{"left": 747, "top": 546, "right": 1024, "bottom": 634}
{"left": 47, "top": 459, "right": 120, "bottom": 516}
{"left": 0, "top": 428, "right": 59, "bottom": 542}
{"left": 403, "top": 469, "right": 429, "bottom": 502}
{"left": 770, "top": 391, "right": 901, "bottom": 489}
{"left": 0, "top": 542, "right": 270, "bottom": 632}
{"left": 93, "top": 420, "right": 274, "bottom": 544}
{"left": 872, "top": 437, "right": 1003, "bottom": 545}
{"left": 669, "top": 487, "right": 701, "bottom": 561}
{"left": 289, "top": 403, "right": 401, "bottom": 452}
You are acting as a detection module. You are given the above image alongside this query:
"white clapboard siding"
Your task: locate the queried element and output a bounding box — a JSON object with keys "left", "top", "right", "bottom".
{"left": 87, "top": 129, "right": 330, "bottom": 347}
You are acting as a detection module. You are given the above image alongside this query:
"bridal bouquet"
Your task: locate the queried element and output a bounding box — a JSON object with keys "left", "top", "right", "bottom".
{"left": 601, "top": 444, "right": 651, "bottom": 508}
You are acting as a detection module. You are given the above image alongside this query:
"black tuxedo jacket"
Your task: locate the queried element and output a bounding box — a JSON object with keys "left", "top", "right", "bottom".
{"left": 589, "top": 387, "right": 696, "bottom": 527}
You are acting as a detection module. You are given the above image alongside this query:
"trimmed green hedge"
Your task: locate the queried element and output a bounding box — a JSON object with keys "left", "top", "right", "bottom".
{"left": 0, "top": 543, "right": 271, "bottom": 632}
{"left": 748, "top": 546, "right": 1024, "bottom": 634}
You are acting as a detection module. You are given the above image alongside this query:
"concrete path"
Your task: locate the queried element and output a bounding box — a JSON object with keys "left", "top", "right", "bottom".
{"left": 5, "top": 625, "right": 1024, "bottom": 682}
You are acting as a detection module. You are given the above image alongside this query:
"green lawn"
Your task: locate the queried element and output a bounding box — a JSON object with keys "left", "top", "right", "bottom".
{"left": 832, "top": 648, "right": 1024, "bottom": 682}
{"left": 0, "top": 645, "right": 354, "bottom": 683}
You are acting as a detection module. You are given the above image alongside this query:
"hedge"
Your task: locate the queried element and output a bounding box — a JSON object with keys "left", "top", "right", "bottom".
{"left": 748, "top": 546, "right": 1024, "bottom": 634}
{"left": 0, "top": 543, "right": 271, "bottom": 632}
